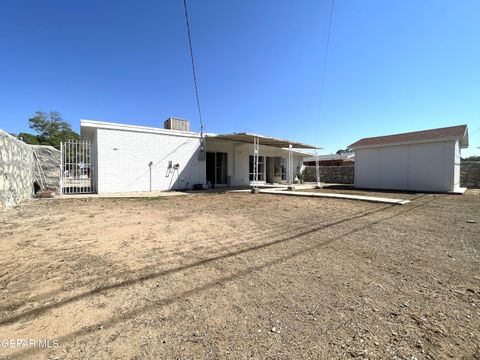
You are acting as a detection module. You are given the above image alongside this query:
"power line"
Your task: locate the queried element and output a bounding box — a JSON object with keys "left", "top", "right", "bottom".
{"left": 470, "top": 131, "right": 480, "bottom": 141}
{"left": 183, "top": 0, "right": 204, "bottom": 136}
{"left": 470, "top": 127, "right": 480, "bottom": 136}
{"left": 315, "top": 0, "right": 336, "bottom": 147}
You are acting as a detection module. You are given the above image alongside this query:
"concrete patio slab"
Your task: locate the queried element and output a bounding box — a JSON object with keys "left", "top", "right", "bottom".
{"left": 258, "top": 189, "right": 410, "bottom": 205}
{"left": 448, "top": 187, "right": 467, "bottom": 195}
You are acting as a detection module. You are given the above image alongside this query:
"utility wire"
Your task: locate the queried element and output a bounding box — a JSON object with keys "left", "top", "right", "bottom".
{"left": 315, "top": 0, "right": 336, "bottom": 147}
{"left": 469, "top": 127, "right": 480, "bottom": 136}
{"left": 470, "top": 131, "right": 480, "bottom": 141}
{"left": 183, "top": 0, "right": 204, "bottom": 137}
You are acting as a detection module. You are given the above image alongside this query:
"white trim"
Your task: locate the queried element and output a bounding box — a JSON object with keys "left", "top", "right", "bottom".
{"left": 80, "top": 119, "right": 208, "bottom": 139}
{"left": 249, "top": 154, "right": 265, "bottom": 182}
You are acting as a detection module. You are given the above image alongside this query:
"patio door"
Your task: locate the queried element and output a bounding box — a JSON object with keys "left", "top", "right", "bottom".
{"left": 206, "top": 152, "right": 228, "bottom": 186}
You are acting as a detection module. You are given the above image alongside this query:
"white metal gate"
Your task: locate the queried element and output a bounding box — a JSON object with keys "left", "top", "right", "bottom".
{"left": 60, "top": 140, "right": 95, "bottom": 194}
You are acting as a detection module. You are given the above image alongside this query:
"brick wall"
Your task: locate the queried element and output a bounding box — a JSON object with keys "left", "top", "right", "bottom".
{"left": 303, "top": 165, "right": 354, "bottom": 184}
{"left": 96, "top": 128, "right": 206, "bottom": 193}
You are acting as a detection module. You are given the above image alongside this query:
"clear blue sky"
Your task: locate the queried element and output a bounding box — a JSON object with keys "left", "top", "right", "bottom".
{"left": 1, "top": 0, "right": 479, "bottom": 156}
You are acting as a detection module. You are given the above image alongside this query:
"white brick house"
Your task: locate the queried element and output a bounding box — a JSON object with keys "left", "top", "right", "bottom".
{"left": 80, "top": 119, "right": 315, "bottom": 194}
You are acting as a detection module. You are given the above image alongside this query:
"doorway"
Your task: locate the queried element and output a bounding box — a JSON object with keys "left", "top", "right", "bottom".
{"left": 265, "top": 156, "right": 285, "bottom": 183}
{"left": 206, "top": 152, "right": 228, "bottom": 186}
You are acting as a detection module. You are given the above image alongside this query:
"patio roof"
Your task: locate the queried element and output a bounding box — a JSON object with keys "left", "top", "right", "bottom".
{"left": 207, "top": 132, "right": 319, "bottom": 149}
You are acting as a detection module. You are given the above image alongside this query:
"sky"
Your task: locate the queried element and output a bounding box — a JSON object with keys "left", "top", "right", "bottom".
{"left": 1, "top": 0, "right": 479, "bottom": 156}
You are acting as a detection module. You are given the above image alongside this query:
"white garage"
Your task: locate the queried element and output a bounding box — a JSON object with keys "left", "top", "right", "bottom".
{"left": 348, "top": 125, "right": 469, "bottom": 193}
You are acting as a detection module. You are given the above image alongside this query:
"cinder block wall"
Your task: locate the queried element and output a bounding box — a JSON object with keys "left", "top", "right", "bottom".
{"left": 0, "top": 130, "right": 35, "bottom": 208}
{"left": 461, "top": 162, "right": 480, "bottom": 188}
{"left": 303, "top": 165, "right": 354, "bottom": 184}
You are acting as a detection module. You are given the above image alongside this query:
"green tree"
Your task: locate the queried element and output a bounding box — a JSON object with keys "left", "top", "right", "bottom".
{"left": 17, "top": 132, "right": 40, "bottom": 144}
{"left": 27, "top": 111, "right": 79, "bottom": 146}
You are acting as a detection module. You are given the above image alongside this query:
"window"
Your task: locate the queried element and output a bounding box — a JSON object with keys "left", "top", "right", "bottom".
{"left": 249, "top": 155, "right": 265, "bottom": 181}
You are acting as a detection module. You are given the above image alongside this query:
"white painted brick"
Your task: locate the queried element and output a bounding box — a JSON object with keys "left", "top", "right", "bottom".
{"left": 95, "top": 128, "right": 205, "bottom": 193}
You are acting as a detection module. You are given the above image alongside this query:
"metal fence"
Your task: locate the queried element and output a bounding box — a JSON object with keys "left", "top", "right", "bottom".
{"left": 60, "top": 140, "right": 94, "bottom": 194}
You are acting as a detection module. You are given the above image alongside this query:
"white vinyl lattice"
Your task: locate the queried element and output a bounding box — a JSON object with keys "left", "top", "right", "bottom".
{"left": 60, "top": 140, "right": 94, "bottom": 194}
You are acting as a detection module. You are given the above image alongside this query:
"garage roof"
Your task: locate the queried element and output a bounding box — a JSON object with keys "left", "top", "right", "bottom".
{"left": 209, "top": 132, "right": 319, "bottom": 149}
{"left": 348, "top": 125, "right": 469, "bottom": 149}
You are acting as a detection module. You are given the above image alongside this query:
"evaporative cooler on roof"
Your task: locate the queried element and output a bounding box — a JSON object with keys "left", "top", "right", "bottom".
{"left": 164, "top": 118, "right": 190, "bottom": 132}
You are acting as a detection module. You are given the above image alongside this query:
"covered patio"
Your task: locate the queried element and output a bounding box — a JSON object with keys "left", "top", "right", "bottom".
{"left": 204, "top": 132, "right": 320, "bottom": 188}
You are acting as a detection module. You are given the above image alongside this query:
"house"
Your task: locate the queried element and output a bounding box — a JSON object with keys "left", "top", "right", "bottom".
{"left": 80, "top": 119, "right": 316, "bottom": 194}
{"left": 303, "top": 152, "right": 355, "bottom": 167}
{"left": 348, "top": 125, "right": 469, "bottom": 193}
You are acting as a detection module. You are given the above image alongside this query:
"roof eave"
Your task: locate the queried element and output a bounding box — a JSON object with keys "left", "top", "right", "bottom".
{"left": 80, "top": 119, "right": 202, "bottom": 138}
{"left": 460, "top": 127, "right": 469, "bottom": 148}
{"left": 348, "top": 136, "right": 468, "bottom": 150}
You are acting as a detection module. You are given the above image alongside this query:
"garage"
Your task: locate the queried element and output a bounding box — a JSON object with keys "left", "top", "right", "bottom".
{"left": 348, "top": 125, "right": 469, "bottom": 193}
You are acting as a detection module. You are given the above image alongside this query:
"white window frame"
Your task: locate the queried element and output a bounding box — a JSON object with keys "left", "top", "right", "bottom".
{"left": 249, "top": 155, "right": 265, "bottom": 182}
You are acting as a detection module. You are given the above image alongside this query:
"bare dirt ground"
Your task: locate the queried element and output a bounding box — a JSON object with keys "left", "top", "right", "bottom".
{"left": 0, "top": 191, "right": 479, "bottom": 359}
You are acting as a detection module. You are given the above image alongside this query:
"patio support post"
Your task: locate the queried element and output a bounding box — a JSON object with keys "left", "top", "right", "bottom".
{"left": 253, "top": 136, "right": 259, "bottom": 188}
{"left": 315, "top": 148, "right": 321, "bottom": 188}
{"left": 288, "top": 144, "right": 293, "bottom": 185}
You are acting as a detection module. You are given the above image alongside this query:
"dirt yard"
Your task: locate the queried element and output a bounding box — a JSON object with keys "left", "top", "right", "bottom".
{"left": 0, "top": 191, "right": 479, "bottom": 359}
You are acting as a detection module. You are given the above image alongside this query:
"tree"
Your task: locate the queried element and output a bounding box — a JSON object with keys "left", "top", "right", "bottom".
{"left": 26, "top": 111, "right": 79, "bottom": 146}
{"left": 17, "top": 132, "right": 40, "bottom": 145}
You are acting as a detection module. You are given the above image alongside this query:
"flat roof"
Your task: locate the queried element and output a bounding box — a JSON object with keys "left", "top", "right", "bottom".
{"left": 348, "top": 124, "right": 468, "bottom": 149}
{"left": 208, "top": 132, "right": 319, "bottom": 149}
{"left": 80, "top": 119, "right": 201, "bottom": 138}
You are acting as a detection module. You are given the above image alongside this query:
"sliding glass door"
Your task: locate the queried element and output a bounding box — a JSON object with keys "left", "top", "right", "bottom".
{"left": 206, "top": 152, "right": 228, "bottom": 186}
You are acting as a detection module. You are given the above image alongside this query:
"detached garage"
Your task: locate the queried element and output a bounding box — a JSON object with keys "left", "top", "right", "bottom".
{"left": 348, "top": 125, "right": 469, "bottom": 193}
